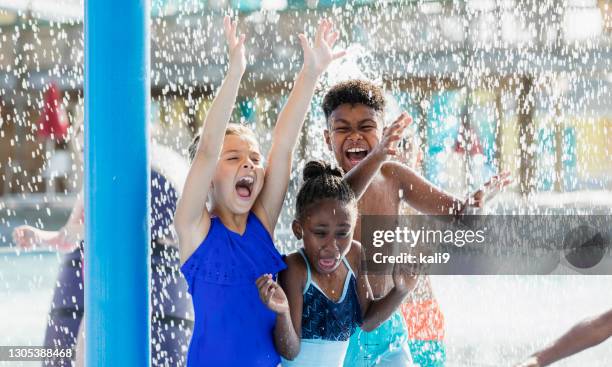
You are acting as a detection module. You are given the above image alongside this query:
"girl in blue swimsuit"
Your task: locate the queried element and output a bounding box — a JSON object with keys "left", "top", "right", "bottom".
{"left": 256, "top": 161, "right": 420, "bottom": 367}
{"left": 175, "top": 17, "right": 346, "bottom": 367}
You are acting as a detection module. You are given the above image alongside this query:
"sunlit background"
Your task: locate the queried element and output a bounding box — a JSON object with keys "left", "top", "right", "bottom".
{"left": 0, "top": 0, "right": 611, "bottom": 366}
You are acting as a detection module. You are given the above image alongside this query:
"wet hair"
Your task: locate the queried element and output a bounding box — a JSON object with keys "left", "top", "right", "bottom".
{"left": 188, "top": 123, "right": 257, "bottom": 163}
{"left": 295, "top": 160, "right": 356, "bottom": 220}
{"left": 321, "top": 79, "right": 386, "bottom": 121}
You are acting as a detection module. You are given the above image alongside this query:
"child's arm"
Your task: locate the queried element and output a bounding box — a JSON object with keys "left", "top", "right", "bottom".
{"left": 343, "top": 112, "right": 411, "bottom": 200}
{"left": 515, "top": 308, "right": 612, "bottom": 367}
{"left": 350, "top": 241, "right": 418, "bottom": 331}
{"left": 12, "top": 190, "right": 84, "bottom": 252}
{"left": 253, "top": 19, "right": 345, "bottom": 233}
{"left": 385, "top": 162, "right": 510, "bottom": 216}
{"left": 174, "top": 16, "right": 246, "bottom": 264}
{"left": 256, "top": 257, "right": 304, "bottom": 360}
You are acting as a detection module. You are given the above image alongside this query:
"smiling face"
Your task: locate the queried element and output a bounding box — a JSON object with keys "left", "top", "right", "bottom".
{"left": 211, "top": 133, "right": 264, "bottom": 215}
{"left": 324, "top": 103, "right": 384, "bottom": 173}
{"left": 293, "top": 198, "right": 356, "bottom": 275}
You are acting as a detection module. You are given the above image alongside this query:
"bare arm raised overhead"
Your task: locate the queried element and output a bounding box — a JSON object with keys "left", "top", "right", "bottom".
{"left": 174, "top": 16, "right": 246, "bottom": 264}
{"left": 253, "top": 19, "right": 346, "bottom": 233}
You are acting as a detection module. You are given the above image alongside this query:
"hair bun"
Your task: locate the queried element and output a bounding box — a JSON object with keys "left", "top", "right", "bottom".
{"left": 302, "top": 160, "right": 344, "bottom": 181}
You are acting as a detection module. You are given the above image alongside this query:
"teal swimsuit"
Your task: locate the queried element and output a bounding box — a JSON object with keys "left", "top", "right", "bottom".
{"left": 344, "top": 312, "right": 413, "bottom": 367}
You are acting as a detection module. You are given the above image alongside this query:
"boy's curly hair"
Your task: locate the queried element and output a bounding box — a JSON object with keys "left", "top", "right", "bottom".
{"left": 295, "top": 160, "right": 356, "bottom": 220}
{"left": 321, "top": 79, "right": 386, "bottom": 121}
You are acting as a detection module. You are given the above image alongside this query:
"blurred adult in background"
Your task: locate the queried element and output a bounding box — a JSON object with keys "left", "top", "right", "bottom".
{"left": 13, "top": 135, "right": 194, "bottom": 366}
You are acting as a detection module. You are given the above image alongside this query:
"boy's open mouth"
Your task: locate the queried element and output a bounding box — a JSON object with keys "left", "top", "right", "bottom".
{"left": 345, "top": 147, "right": 369, "bottom": 165}
{"left": 235, "top": 176, "right": 254, "bottom": 199}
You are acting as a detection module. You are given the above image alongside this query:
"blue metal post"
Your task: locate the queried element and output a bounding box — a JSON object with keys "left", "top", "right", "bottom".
{"left": 84, "top": 0, "right": 150, "bottom": 365}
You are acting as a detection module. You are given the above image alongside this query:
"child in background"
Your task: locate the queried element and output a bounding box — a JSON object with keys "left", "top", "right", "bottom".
{"left": 13, "top": 130, "right": 193, "bottom": 366}
{"left": 256, "top": 112, "right": 418, "bottom": 366}
{"left": 174, "top": 16, "right": 345, "bottom": 366}
{"left": 319, "top": 79, "right": 510, "bottom": 366}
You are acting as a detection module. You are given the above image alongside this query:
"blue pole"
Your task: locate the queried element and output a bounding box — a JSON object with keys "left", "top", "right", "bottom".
{"left": 84, "top": 0, "right": 150, "bottom": 364}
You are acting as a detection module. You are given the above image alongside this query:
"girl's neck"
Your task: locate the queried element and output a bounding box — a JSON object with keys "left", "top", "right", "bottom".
{"left": 211, "top": 206, "right": 250, "bottom": 235}
{"left": 308, "top": 257, "right": 349, "bottom": 303}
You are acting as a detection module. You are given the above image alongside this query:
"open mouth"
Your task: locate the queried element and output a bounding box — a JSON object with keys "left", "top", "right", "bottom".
{"left": 235, "top": 176, "right": 255, "bottom": 199}
{"left": 345, "top": 147, "right": 369, "bottom": 166}
{"left": 318, "top": 257, "right": 339, "bottom": 271}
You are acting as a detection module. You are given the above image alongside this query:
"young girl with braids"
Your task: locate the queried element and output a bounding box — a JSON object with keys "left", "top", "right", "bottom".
{"left": 256, "top": 115, "right": 419, "bottom": 367}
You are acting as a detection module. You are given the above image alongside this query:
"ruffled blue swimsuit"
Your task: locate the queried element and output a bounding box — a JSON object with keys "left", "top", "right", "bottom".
{"left": 181, "top": 212, "right": 286, "bottom": 367}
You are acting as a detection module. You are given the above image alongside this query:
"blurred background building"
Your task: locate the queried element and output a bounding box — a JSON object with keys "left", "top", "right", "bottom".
{"left": 0, "top": 0, "right": 611, "bottom": 202}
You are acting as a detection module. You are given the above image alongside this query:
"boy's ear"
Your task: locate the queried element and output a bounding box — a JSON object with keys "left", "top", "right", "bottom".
{"left": 292, "top": 220, "right": 303, "bottom": 240}
{"left": 324, "top": 129, "right": 333, "bottom": 152}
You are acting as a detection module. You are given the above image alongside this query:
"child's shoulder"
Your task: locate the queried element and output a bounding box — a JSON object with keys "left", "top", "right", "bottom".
{"left": 380, "top": 161, "right": 420, "bottom": 186}
{"left": 380, "top": 161, "right": 408, "bottom": 178}
{"left": 345, "top": 240, "right": 363, "bottom": 274}
{"left": 279, "top": 251, "right": 308, "bottom": 291}
{"left": 284, "top": 251, "right": 308, "bottom": 271}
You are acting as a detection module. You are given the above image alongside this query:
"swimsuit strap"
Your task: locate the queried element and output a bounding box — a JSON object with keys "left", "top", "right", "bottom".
{"left": 298, "top": 249, "right": 312, "bottom": 295}
{"left": 340, "top": 254, "right": 355, "bottom": 278}
{"left": 298, "top": 248, "right": 355, "bottom": 296}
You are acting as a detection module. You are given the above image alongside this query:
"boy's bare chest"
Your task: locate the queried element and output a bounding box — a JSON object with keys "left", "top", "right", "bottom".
{"left": 354, "top": 180, "right": 401, "bottom": 242}
{"left": 358, "top": 179, "right": 401, "bottom": 215}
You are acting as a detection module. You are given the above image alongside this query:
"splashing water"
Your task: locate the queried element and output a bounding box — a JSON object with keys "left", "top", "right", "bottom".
{"left": 0, "top": 1, "right": 611, "bottom": 365}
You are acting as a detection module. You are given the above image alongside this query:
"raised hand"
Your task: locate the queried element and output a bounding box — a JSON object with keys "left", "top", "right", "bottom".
{"left": 514, "top": 357, "right": 540, "bottom": 367}
{"left": 223, "top": 15, "right": 246, "bottom": 76}
{"left": 256, "top": 274, "right": 290, "bottom": 315}
{"left": 469, "top": 171, "right": 512, "bottom": 208}
{"left": 392, "top": 261, "right": 420, "bottom": 294}
{"left": 298, "top": 19, "right": 346, "bottom": 77}
{"left": 12, "top": 225, "right": 40, "bottom": 249}
{"left": 12, "top": 225, "right": 78, "bottom": 252}
{"left": 375, "top": 112, "right": 412, "bottom": 160}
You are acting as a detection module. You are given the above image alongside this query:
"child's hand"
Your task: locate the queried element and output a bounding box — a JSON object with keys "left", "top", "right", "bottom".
{"left": 256, "top": 274, "right": 290, "bottom": 315}
{"left": 514, "top": 357, "right": 540, "bottom": 367}
{"left": 12, "top": 225, "right": 76, "bottom": 252}
{"left": 391, "top": 261, "right": 420, "bottom": 295}
{"left": 372, "top": 112, "right": 412, "bottom": 161}
{"left": 12, "top": 225, "right": 40, "bottom": 249}
{"left": 468, "top": 171, "right": 512, "bottom": 209}
{"left": 223, "top": 15, "right": 246, "bottom": 76}
{"left": 298, "top": 19, "right": 346, "bottom": 78}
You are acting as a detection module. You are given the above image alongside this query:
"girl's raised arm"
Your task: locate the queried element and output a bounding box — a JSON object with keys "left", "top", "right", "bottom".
{"left": 174, "top": 16, "right": 246, "bottom": 264}
{"left": 253, "top": 19, "right": 346, "bottom": 233}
